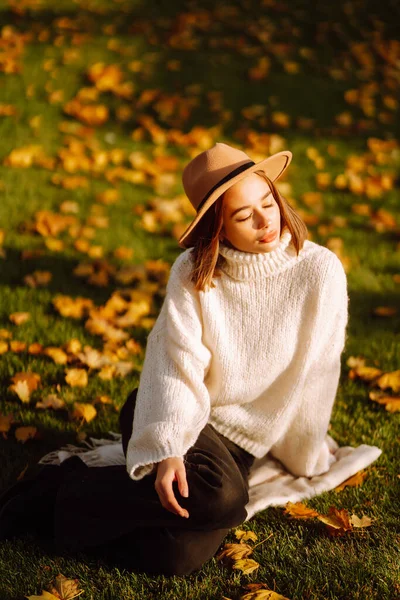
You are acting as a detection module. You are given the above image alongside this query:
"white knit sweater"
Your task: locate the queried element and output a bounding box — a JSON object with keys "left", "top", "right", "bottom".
{"left": 126, "top": 225, "right": 349, "bottom": 482}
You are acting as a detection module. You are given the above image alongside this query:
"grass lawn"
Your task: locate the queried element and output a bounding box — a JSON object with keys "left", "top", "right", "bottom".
{"left": 0, "top": 0, "right": 399, "bottom": 598}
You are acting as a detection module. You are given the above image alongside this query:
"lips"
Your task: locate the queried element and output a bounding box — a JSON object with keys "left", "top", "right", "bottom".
{"left": 258, "top": 230, "right": 277, "bottom": 243}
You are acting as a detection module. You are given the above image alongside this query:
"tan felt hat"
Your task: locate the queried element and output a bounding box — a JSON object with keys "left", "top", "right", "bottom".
{"left": 178, "top": 142, "right": 292, "bottom": 248}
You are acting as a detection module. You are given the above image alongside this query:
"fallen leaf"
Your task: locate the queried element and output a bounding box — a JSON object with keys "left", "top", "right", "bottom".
{"left": 235, "top": 529, "right": 258, "bottom": 543}
{"left": 232, "top": 558, "right": 260, "bottom": 575}
{"left": 240, "top": 588, "right": 291, "bottom": 600}
{"left": 375, "top": 370, "right": 400, "bottom": 393}
{"left": 65, "top": 369, "right": 88, "bottom": 387}
{"left": 317, "top": 506, "right": 353, "bottom": 535}
{"left": 49, "top": 573, "right": 84, "bottom": 599}
{"left": 71, "top": 402, "right": 97, "bottom": 423}
{"left": 350, "top": 514, "right": 372, "bottom": 528}
{"left": 10, "top": 380, "right": 31, "bottom": 403}
{"left": 9, "top": 312, "right": 31, "bottom": 325}
{"left": 26, "top": 591, "right": 59, "bottom": 600}
{"left": 0, "top": 413, "right": 14, "bottom": 436}
{"left": 36, "top": 394, "right": 66, "bottom": 410}
{"left": 15, "top": 426, "right": 38, "bottom": 443}
{"left": 216, "top": 543, "right": 254, "bottom": 561}
{"left": 335, "top": 470, "right": 368, "bottom": 492}
{"left": 44, "top": 347, "right": 69, "bottom": 365}
{"left": 283, "top": 501, "right": 320, "bottom": 519}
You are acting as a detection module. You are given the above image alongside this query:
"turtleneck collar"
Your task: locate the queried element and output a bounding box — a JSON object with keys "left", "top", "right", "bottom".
{"left": 218, "top": 225, "right": 301, "bottom": 281}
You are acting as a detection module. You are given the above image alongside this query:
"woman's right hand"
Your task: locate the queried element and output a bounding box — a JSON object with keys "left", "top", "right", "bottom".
{"left": 155, "top": 457, "right": 189, "bottom": 518}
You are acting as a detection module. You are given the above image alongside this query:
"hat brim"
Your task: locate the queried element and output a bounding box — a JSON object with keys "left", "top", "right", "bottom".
{"left": 177, "top": 150, "right": 292, "bottom": 249}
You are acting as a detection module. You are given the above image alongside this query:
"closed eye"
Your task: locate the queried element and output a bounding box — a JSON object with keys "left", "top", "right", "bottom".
{"left": 237, "top": 204, "right": 273, "bottom": 222}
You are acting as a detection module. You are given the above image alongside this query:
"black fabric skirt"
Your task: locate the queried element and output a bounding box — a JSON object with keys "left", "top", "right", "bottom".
{"left": 0, "top": 388, "right": 255, "bottom": 576}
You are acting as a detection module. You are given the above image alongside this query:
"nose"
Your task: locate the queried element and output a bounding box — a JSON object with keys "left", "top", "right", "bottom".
{"left": 256, "top": 211, "right": 270, "bottom": 229}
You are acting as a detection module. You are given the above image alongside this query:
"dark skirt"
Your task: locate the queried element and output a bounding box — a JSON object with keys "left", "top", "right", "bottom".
{"left": 0, "top": 388, "right": 255, "bottom": 576}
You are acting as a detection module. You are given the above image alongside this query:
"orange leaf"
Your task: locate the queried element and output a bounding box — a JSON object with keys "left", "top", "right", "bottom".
{"left": 71, "top": 402, "right": 97, "bottom": 423}
{"left": 15, "top": 426, "right": 38, "bottom": 443}
{"left": 335, "top": 470, "right": 368, "bottom": 492}
{"left": 283, "top": 501, "right": 320, "bottom": 519}
{"left": 9, "top": 312, "right": 30, "bottom": 325}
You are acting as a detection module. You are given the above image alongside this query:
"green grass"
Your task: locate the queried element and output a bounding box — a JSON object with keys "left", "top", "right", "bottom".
{"left": 0, "top": 0, "right": 399, "bottom": 598}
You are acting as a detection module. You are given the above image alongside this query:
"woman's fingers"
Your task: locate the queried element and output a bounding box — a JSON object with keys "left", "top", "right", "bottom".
{"left": 156, "top": 476, "right": 189, "bottom": 518}
{"left": 176, "top": 465, "right": 189, "bottom": 499}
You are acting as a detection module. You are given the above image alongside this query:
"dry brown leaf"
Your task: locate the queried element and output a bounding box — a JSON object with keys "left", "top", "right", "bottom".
{"left": 11, "top": 372, "right": 41, "bottom": 392}
{"left": 48, "top": 573, "right": 84, "bottom": 599}
{"left": 335, "top": 469, "right": 368, "bottom": 492}
{"left": 283, "top": 501, "right": 320, "bottom": 519}
{"left": 216, "top": 543, "right": 254, "bottom": 561}
{"left": 71, "top": 402, "right": 97, "bottom": 423}
{"left": 0, "top": 340, "right": 8, "bottom": 354}
{"left": 317, "top": 506, "right": 353, "bottom": 536}
{"left": 15, "top": 426, "right": 38, "bottom": 443}
{"left": 232, "top": 558, "right": 260, "bottom": 575}
{"left": 65, "top": 369, "right": 88, "bottom": 387}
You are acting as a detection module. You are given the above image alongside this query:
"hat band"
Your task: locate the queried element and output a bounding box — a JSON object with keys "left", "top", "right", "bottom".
{"left": 196, "top": 160, "right": 255, "bottom": 213}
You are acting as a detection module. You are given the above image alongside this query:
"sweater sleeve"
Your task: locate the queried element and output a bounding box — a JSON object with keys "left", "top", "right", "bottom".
{"left": 125, "top": 253, "right": 213, "bottom": 481}
{"left": 269, "top": 252, "right": 349, "bottom": 478}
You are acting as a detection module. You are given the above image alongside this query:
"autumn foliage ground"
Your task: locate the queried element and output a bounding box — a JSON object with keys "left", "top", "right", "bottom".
{"left": 0, "top": 0, "right": 399, "bottom": 599}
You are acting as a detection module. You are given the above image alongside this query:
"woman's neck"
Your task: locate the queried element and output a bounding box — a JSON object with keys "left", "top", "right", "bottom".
{"left": 218, "top": 226, "right": 301, "bottom": 280}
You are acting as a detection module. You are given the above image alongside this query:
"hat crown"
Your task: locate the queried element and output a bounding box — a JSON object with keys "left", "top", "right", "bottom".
{"left": 182, "top": 143, "right": 254, "bottom": 211}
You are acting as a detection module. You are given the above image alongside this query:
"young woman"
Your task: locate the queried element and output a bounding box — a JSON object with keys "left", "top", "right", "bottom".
{"left": 0, "top": 142, "right": 350, "bottom": 576}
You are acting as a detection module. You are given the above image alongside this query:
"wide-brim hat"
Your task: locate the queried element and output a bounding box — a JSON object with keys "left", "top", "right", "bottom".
{"left": 178, "top": 142, "right": 292, "bottom": 249}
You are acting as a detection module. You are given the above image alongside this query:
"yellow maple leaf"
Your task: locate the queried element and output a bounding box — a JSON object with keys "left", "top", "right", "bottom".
{"left": 65, "top": 369, "right": 88, "bottom": 387}
{"left": 72, "top": 402, "right": 97, "bottom": 423}
{"left": 235, "top": 529, "right": 258, "bottom": 543}
{"left": 15, "top": 426, "right": 38, "bottom": 443}
{"left": 232, "top": 558, "right": 260, "bottom": 575}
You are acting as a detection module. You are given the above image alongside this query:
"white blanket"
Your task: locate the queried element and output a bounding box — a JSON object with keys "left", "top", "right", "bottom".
{"left": 38, "top": 433, "right": 382, "bottom": 521}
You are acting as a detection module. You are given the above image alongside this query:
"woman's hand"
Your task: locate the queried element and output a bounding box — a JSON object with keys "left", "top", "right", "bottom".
{"left": 155, "top": 457, "right": 189, "bottom": 518}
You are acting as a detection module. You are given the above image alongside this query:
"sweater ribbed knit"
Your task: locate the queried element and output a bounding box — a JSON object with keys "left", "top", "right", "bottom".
{"left": 126, "top": 225, "right": 349, "bottom": 481}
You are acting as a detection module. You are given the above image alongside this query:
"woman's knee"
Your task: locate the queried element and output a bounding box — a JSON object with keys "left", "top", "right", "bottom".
{"left": 185, "top": 461, "right": 249, "bottom": 529}
{"left": 129, "top": 526, "right": 230, "bottom": 576}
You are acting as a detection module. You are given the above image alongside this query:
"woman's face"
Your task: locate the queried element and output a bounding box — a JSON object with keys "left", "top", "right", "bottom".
{"left": 219, "top": 173, "right": 282, "bottom": 253}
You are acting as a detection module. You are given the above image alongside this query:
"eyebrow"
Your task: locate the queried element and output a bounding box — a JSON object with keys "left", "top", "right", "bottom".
{"left": 229, "top": 191, "right": 273, "bottom": 218}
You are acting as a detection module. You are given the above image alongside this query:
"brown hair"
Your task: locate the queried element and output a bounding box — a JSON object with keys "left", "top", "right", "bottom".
{"left": 189, "top": 170, "right": 309, "bottom": 292}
